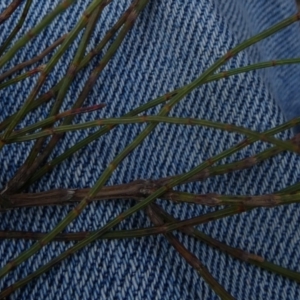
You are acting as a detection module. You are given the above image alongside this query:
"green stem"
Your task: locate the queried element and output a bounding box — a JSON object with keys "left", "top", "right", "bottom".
{"left": 1, "top": 56, "right": 300, "bottom": 132}
{"left": 185, "top": 191, "right": 300, "bottom": 207}
{"left": 0, "top": 206, "right": 240, "bottom": 298}
{"left": 20, "top": 55, "right": 300, "bottom": 185}
{"left": 147, "top": 206, "right": 235, "bottom": 300}
{"left": 0, "top": 0, "right": 108, "bottom": 143}
{"left": 0, "top": 0, "right": 32, "bottom": 56}
{"left": 0, "top": 1, "right": 131, "bottom": 132}
{"left": 7, "top": 0, "right": 142, "bottom": 194}
{"left": 0, "top": 33, "right": 67, "bottom": 83}
{"left": 152, "top": 204, "right": 300, "bottom": 284}
{"left": 0, "top": 206, "right": 238, "bottom": 241}
{"left": 7, "top": 115, "right": 300, "bottom": 155}
{"left": 0, "top": 64, "right": 44, "bottom": 90}
{"left": 22, "top": 11, "right": 300, "bottom": 288}
{"left": 19, "top": 2, "right": 106, "bottom": 175}
{"left": 11, "top": 104, "right": 106, "bottom": 136}
{"left": 0, "top": 0, "right": 22, "bottom": 25}
{"left": 0, "top": 0, "right": 150, "bottom": 279}
{"left": 0, "top": 10, "right": 298, "bottom": 283}
{"left": 0, "top": 0, "right": 77, "bottom": 68}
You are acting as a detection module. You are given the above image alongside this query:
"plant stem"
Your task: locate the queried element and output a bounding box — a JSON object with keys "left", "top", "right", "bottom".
{"left": 0, "top": 0, "right": 22, "bottom": 25}
{"left": 3, "top": 0, "right": 138, "bottom": 193}
{"left": 0, "top": 0, "right": 77, "bottom": 68}
{"left": 17, "top": 2, "right": 107, "bottom": 180}
{"left": 0, "top": 33, "right": 67, "bottom": 82}
{"left": 0, "top": 0, "right": 150, "bottom": 279}
{"left": 152, "top": 203, "right": 300, "bottom": 284}
{"left": 0, "top": 206, "right": 240, "bottom": 298}
{"left": 23, "top": 0, "right": 135, "bottom": 168}
{"left": 146, "top": 206, "right": 235, "bottom": 300}
{"left": 0, "top": 206, "right": 239, "bottom": 241}
{"left": 0, "top": 0, "right": 32, "bottom": 56}
{"left": 0, "top": 10, "right": 298, "bottom": 285}
{"left": 0, "top": 64, "right": 45, "bottom": 90}
{"left": 0, "top": 0, "right": 130, "bottom": 132}
{"left": 1, "top": 56, "right": 299, "bottom": 132}
{"left": 7, "top": 115, "right": 300, "bottom": 155}
{"left": 0, "top": 1, "right": 107, "bottom": 143}
{"left": 190, "top": 192, "right": 300, "bottom": 207}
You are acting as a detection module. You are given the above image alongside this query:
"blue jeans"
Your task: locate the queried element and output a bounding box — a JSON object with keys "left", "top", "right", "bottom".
{"left": 1, "top": 0, "right": 300, "bottom": 299}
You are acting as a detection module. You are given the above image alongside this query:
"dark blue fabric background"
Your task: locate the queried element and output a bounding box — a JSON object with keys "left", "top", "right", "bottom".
{"left": 1, "top": 1, "right": 300, "bottom": 299}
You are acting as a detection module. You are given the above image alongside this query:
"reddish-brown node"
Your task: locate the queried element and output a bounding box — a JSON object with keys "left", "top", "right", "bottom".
{"left": 38, "top": 239, "right": 47, "bottom": 247}
{"left": 207, "top": 158, "right": 214, "bottom": 166}
{"left": 82, "top": 11, "right": 90, "bottom": 23}
{"left": 68, "top": 63, "right": 79, "bottom": 77}
{"left": 290, "top": 118, "right": 299, "bottom": 127}
{"left": 61, "top": 0, "right": 71, "bottom": 9}
{"left": 73, "top": 205, "right": 82, "bottom": 216}
{"left": 165, "top": 93, "right": 172, "bottom": 100}
{"left": 237, "top": 205, "right": 246, "bottom": 213}
{"left": 85, "top": 196, "right": 92, "bottom": 204}
{"left": 140, "top": 115, "right": 148, "bottom": 122}
{"left": 127, "top": 10, "right": 138, "bottom": 26}
{"left": 260, "top": 134, "right": 269, "bottom": 142}
{"left": 187, "top": 118, "right": 193, "bottom": 125}
{"left": 109, "top": 163, "right": 116, "bottom": 172}
{"left": 164, "top": 184, "right": 172, "bottom": 192}
{"left": 225, "top": 50, "right": 233, "bottom": 60}
{"left": 95, "top": 62, "right": 104, "bottom": 73}
{"left": 117, "top": 213, "right": 125, "bottom": 222}
{"left": 224, "top": 124, "right": 233, "bottom": 131}
{"left": 222, "top": 71, "right": 229, "bottom": 78}
{"left": 164, "top": 104, "right": 172, "bottom": 113}
{"left": 26, "top": 30, "right": 34, "bottom": 39}
{"left": 7, "top": 260, "right": 17, "bottom": 270}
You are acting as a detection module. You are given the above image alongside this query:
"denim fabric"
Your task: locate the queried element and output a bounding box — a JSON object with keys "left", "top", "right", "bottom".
{"left": 1, "top": 0, "right": 300, "bottom": 299}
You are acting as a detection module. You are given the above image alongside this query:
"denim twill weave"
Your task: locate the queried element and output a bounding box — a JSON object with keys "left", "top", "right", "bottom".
{"left": 1, "top": 0, "right": 300, "bottom": 299}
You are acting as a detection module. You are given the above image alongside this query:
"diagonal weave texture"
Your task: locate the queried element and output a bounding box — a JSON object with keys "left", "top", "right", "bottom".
{"left": 1, "top": 0, "right": 300, "bottom": 299}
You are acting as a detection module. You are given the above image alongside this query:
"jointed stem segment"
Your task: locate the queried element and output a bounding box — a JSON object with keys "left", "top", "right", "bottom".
{"left": 1, "top": 2, "right": 300, "bottom": 299}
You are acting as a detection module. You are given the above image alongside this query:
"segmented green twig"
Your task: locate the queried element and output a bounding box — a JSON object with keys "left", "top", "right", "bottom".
{"left": 0, "top": 10, "right": 298, "bottom": 284}
{"left": 152, "top": 203, "right": 300, "bottom": 284}
{"left": 7, "top": 116, "right": 300, "bottom": 156}
{"left": 1, "top": 55, "right": 300, "bottom": 133}
{"left": 3, "top": 0, "right": 138, "bottom": 193}
{"left": 1, "top": 214, "right": 299, "bottom": 284}
{"left": 184, "top": 192, "right": 300, "bottom": 207}
{"left": 0, "top": 0, "right": 150, "bottom": 279}
{"left": 18, "top": 55, "right": 300, "bottom": 188}
{"left": 0, "top": 0, "right": 131, "bottom": 132}
{"left": 50, "top": 5, "right": 106, "bottom": 118}
{"left": 0, "top": 0, "right": 109, "bottom": 144}
{"left": 17, "top": 2, "right": 107, "bottom": 181}
{"left": 0, "top": 64, "right": 45, "bottom": 90}
{"left": 10, "top": 104, "right": 106, "bottom": 137}
{"left": 0, "top": 206, "right": 239, "bottom": 241}
{"left": 0, "top": 33, "right": 66, "bottom": 82}
{"left": 0, "top": 0, "right": 32, "bottom": 56}
{"left": 0, "top": 0, "right": 76, "bottom": 68}
{"left": 0, "top": 206, "right": 241, "bottom": 298}
{"left": 23, "top": 12, "right": 300, "bottom": 288}
{"left": 0, "top": 0, "right": 22, "bottom": 25}
{"left": 2, "top": 130, "right": 300, "bottom": 208}
{"left": 146, "top": 206, "right": 235, "bottom": 300}
{"left": 23, "top": 0, "right": 137, "bottom": 167}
